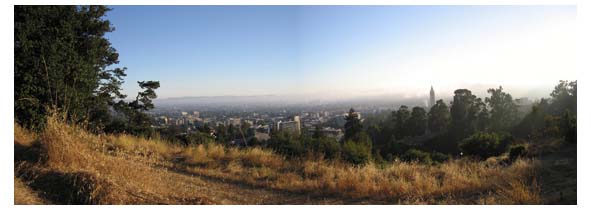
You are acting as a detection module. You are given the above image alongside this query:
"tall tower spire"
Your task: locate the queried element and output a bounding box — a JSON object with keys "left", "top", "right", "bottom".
{"left": 429, "top": 86, "right": 435, "bottom": 108}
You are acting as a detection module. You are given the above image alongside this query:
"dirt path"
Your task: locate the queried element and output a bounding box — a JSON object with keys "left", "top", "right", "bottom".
{"left": 159, "top": 164, "right": 366, "bottom": 204}
{"left": 186, "top": 174, "right": 341, "bottom": 204}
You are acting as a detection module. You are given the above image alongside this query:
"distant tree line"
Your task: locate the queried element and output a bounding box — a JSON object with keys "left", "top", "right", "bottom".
{"left": 264, "top": 81, "right": 576, "bottom": 165}
{"left": 366, "top": 81, "right": 576, "bottom": 163}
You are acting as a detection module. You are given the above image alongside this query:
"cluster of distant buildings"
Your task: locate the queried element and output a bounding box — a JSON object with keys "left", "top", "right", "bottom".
{"left": 152, "top": 86, "right": 535, "bottom": 144}
{"left": 275, "top": 115, "right": 301, "bottom": 135}
{"left": 152, "top": 109, "right": 348, "bottom": 142}
{"left": 154, "top": 111, "right": 202, "bottom": 126}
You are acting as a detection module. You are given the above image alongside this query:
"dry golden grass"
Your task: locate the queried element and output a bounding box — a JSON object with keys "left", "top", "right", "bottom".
{"left": 39, "top": 114, "right": 94, "bottom": 169}
{"left": 14, "top": 177, "right": 46, "bottom": 205}
{"left": 206, "top": 143, "right": 226, "bottom": 160}
{"left": 240, "top": 147, "right": 284, "bottom": 168}
{"left": 499, "top": 179, "right": 541, "bottom": 204}
{"left": 183, "top": 144, "right": 212, "bottom": 165}
{"left": 177, "top": 144, "right": 543, "bottom": 204}
{"left": 15, "top": 115, "right": 215, "bottom": 204}
{"left": 224, "top": 160, "right": 244, "bottom": 175}
{"left": 179, "top": 142, "right": 284, "bottom": 170}
{"left": 14, "top": 113, "right": 545, "bottom": 204}
{"left": 14, "top": 122, "right": 37, "bottom": 146}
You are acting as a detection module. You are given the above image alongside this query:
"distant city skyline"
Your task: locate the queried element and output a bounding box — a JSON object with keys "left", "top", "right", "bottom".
{"left": 105, "top": 5, "right": 577, "bottom": 99}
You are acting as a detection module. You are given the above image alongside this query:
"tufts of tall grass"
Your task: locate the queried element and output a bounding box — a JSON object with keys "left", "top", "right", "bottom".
{"left": 15, "top": 114, "right": 218, "bottom": 204}
{"left": 241, "top": 147, "right": 284, "bottom": 168}
{"left": 14, "top": 122, "right": 37, "bottom": 147}
{"left": 106, "top": 133, "right": 182, "bottom": 159}
{"left": 14, "top": 177, "right": 46, "bottom": 204}
{"left": 174, "top": 141, "right": 542, "bottom": 204}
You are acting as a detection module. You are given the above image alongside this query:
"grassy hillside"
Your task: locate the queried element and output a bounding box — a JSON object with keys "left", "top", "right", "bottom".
{"left": 15, "top": 114, "right": 571, "bottom": 204}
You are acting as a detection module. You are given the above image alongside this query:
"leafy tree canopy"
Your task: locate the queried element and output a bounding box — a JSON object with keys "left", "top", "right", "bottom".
{"left": 15, "top": 6, "right": 160, "bottom": 135}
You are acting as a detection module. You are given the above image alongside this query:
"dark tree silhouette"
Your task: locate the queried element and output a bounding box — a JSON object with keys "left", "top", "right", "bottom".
{"left": 450, "top": 89, "right": 477, "bottom": 139}
{"left": 486, "top": 86, "right": 518, "bottom": 131}
{"left": 428, "top": 99, "right": 450, "bottom": 133}
{"left": 14, "top": 6, "right": 160, "bottom": 134}
{"left": 344, "top": 108, "right": 362, "bottom": 140}
{"left": 408, "top": 106, "right": 427, "bottom": 136}
{"left": 15, "top": 6, "right": 119, "bottom": 129}
{"left": 394, "top": 105, "right": 410, "bottom": 139}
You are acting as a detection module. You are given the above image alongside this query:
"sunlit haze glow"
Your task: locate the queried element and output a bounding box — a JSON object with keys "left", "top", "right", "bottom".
{"left": 105, "top": 6, "right": 577, "bottom": 101}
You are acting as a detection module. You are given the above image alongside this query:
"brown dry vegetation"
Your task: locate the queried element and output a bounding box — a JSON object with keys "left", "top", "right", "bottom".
{"left": 177, "top": 150, "right": 542, "bottom": 204}
{"left": 14, "top": 177, "right": 46, "bottom": 205}
{"left": 15, "top": 114, "right": 551, "bottom": 204}
{"left": 15, "top": 114, "right": 215, "bottom": 204}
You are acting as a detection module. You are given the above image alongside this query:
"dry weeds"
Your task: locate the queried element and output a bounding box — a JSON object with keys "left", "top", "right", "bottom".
{"left": 14, "top": 177, "right": 46, "bottom": 204}
{"left": 175, "top": 144, "right": 542, "bottom": 204}
{"left": 15, "top": 115, "right": 216, "bottom": 204}
{"left": 14, "top": 113, "right": 544, "bottom": 204}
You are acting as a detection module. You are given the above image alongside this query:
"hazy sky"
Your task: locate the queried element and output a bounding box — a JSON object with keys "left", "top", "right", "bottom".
{"left": 106, "top": 5, "right": 577, "bottom": 99}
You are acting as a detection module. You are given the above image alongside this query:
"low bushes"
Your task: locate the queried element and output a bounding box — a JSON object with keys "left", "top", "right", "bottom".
{"left": 509, "top": 145, "right": 527, "bottom": 161}
{"left": 561, "top": 110, "right": 577, "bottom": 144}
{"left": 342, "top": 140, "right": 371, "bottom": 165}
{"left": 459, "top": 132, "right": 512, "bottom": 159}
{"left": 430, "top": 152, "right": 450, "bottom": 163}
{"left": 267, "top": 132, "right": 306, "bottom": 157}
{"left": 401, "top": 149, "right": 432, "bottom": 164}
{"left": 312, "top": 137, "right": 342, "bottom": 159}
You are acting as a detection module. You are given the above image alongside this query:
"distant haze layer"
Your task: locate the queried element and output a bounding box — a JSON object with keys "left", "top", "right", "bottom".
{"left": 153, "top": 82, "right": 553, "bottom": 109}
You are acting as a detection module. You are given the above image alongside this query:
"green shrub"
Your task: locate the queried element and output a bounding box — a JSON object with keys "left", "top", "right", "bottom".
{"left": 385, "top": 153, "right": 394, "bottom": 162}
{"left": 342, "top": 140, "right": 371, "bottom": 165}
{"left": 509, "top": 145, "right": 527, "bottom": 161}
{"left": 313, "top": 137, "right": 341, "bottom": 159}
{"left": 459, "top": 132, "right": 512, "bottom": 159}
{"left": 430, "top": 152, "right": 450, "bottom": 163}
{"left": 382, "top": 141, "right": 412, "bottom": 157}
{"left": 561, "top": 110, "right": 577, "bottom": 144}
{"left": 267, "top": 131, "right": 305, "bottom": 157}
{"left": 544, "top": 115, "right": 562, "bottom": 137}
{"left": 401, "top": 149, "right": 432, "bottom": 164}
{"left": 174, "top": 132, "right": 215, "bottom": 145}
{"left": 422, "top": 132, "right": 459, "bottom": 154}
{"left": 373, "top": 151, "right": 386, "bottom": 165}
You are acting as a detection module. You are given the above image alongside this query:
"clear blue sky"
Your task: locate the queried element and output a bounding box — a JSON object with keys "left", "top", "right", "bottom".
{"left": 105, "top": 6, "right": 576, "bottom": 99}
